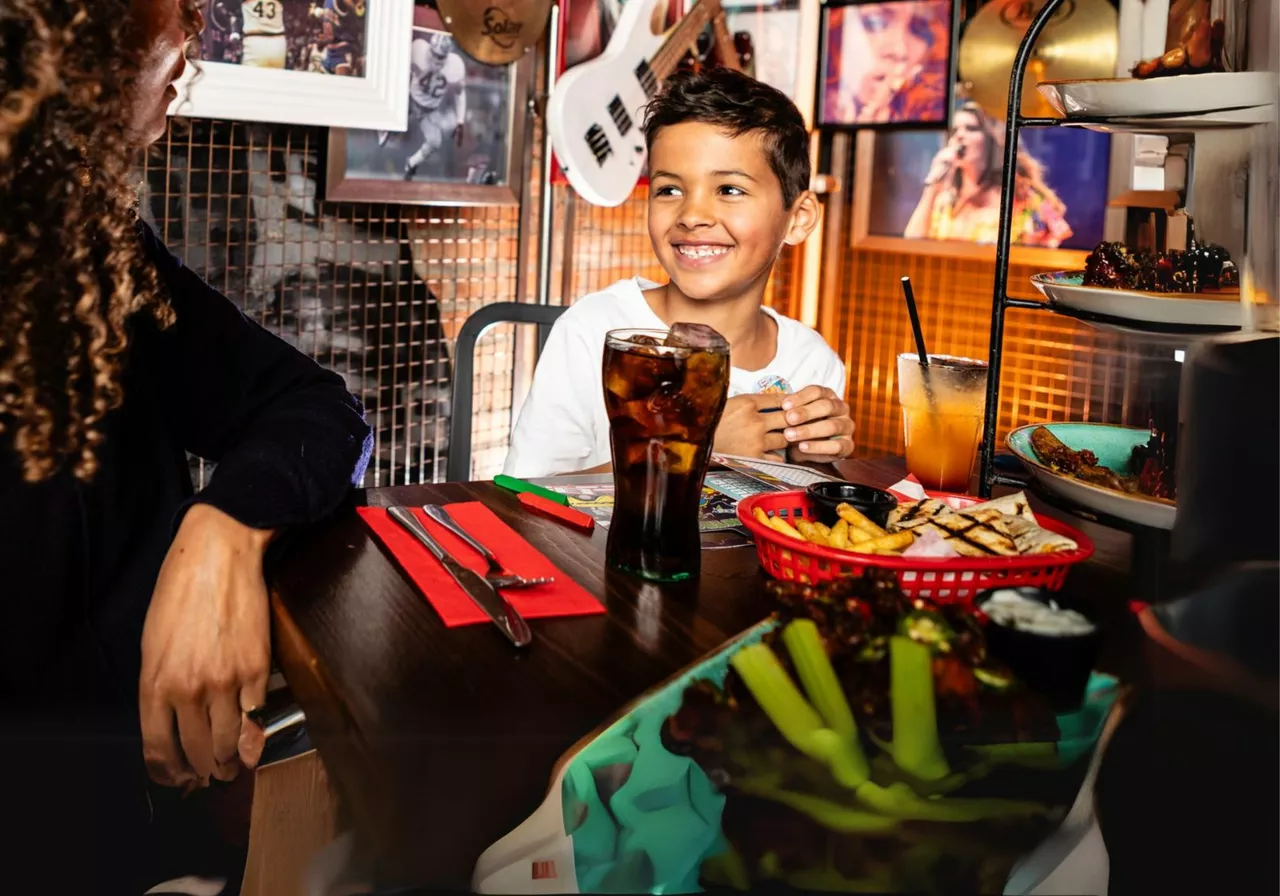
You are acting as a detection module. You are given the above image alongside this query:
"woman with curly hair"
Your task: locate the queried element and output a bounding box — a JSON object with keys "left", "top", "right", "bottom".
{"left": 905, "top": 101, "right": 1073, "bottom": 248}
{"left": 0, "top": 1, "right": 372, "bottom": 891}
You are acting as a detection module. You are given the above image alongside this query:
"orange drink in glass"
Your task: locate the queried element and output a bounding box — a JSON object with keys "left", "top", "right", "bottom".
{"left": 897, "top": 353, "right": 989, "bottom": 493}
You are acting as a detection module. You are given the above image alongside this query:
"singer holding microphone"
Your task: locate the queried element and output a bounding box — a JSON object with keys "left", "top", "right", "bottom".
{"left": 904, "top": 101, "right": 1072, "bottom": 247}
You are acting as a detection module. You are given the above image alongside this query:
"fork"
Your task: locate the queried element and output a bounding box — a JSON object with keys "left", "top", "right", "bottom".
{"left": 422, "top": 504, "right": 556, "bottom": 590}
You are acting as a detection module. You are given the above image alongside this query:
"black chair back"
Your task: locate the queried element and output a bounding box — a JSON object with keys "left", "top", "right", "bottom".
{"left": 447, "top": 302, "right": 566, "bottom": 482}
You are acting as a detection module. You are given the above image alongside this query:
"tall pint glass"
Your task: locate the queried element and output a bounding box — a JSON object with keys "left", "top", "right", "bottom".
{"left": 603, "top": 327, "right": 730, "bottom": 581}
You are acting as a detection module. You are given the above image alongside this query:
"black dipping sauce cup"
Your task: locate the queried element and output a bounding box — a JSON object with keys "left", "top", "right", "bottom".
{"left": 975, "top": 587, "right": 1101, "bottom": 713}
{"left": 806, "top": 482, "right": 898, "bottom": 528}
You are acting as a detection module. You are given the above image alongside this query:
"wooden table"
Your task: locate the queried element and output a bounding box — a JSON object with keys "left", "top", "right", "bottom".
{"left": 268, "top": 457, "right": 1136, "bottom": 889}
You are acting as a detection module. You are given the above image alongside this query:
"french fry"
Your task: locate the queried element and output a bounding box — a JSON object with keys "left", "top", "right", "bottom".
{"left": 836, "top": 503, "right": 887, "bottom": 537}
{"left": 848, "top": 525, "right": 873, "bottom": 544}
{"left": 753, "top": 506, "right": 804, "bottom": 540}
{"left": 770, "top": 516, "right": 805, "bottom": 541}
{"left": 829, "top": 519, "right": 851, "bottom": 550}
{"left": 813, "top": 522, "right": 832, "bottom": 538}
{"left": 796, "top": 519, "right": 831, "bottom": 548}
{"left": 850, "top": 530, "right": 914, "bottom": 554}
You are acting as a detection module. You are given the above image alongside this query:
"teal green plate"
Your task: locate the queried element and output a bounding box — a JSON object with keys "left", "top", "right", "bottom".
{"left": 1007, "top": 422, "right": 1176, "bottom": 530}
{"left": 475, "top": 616, "right": 1119, "bottom": 894}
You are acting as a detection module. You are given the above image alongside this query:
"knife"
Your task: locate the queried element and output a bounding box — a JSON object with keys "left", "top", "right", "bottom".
{"left": 387, "top": 506, "right": 533, "bottom": 648}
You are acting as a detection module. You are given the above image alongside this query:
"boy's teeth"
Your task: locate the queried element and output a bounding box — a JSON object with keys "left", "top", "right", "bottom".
{"left": 677, "top": 245, "right": 729, "bottom": 258}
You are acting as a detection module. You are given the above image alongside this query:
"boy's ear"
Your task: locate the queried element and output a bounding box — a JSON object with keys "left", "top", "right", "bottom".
{"left": 782, "top": 190, "right": 821, "bottom": 246}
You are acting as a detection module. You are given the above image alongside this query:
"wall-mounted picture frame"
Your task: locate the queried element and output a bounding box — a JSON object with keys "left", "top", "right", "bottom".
{"left": 324, "top": 5, "right": 532, "bottom": 206}
{"left": 850, "top": 101, "right": 1115, "bottom": 255}
{"left": 170, "top": 0, "right": 413, "bottom": 130}
{"left": 817, "top": 0, "right": 957, "bottom": 128}
{"left": 723, "top": 1, "right": 807, "bottom": 109}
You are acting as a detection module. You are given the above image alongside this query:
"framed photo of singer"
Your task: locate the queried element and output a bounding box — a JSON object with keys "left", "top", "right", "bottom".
{"left": 817, "top": 0, "right": 959, "bottom": 128}
{"left": 850, "top": 107, "right": 1115, "bottom": 253}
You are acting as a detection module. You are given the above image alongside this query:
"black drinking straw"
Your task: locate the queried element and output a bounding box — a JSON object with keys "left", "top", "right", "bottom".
{"left": 900, "top": 276, "right": 937, "bottom": 406}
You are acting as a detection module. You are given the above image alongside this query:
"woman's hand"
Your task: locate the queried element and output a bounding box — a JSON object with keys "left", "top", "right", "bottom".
{"left": 713, "top": 393, "right": 789, "bottom": 458}
{"left": 779, "top": 386, "right": 856, "bottom": 463}
{"left": 924, "top": 141, "right": 960, "bottom": 186}
{"left": 139, "top": 504, "right": 273, "bottom": 790}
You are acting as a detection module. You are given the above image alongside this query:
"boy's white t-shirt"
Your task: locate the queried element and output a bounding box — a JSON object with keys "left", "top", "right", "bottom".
{"left": 502, "top": 277, "right": 848, "bottom": 478}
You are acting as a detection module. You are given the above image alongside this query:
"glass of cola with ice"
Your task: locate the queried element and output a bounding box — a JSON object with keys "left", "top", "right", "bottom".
{"left": 603, "top": 324, "right": 731, "bottom": 581}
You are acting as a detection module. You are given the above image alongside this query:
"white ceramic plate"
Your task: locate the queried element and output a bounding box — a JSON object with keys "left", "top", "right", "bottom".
{"left": 1007, "top": 423, "right": 1177, "bottom": 531}
{"left": 1031, "top": 272, "right": 1242, "bottom": 330}
{"left": 1037, "top": 72, "right": 1277, "bottom": 119}
{"left": 1057, "top": 104, "right": 1275, "bottom": 133}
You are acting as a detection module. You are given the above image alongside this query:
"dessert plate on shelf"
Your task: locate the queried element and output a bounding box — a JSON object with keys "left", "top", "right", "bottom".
{"left": 1007, "top": 423, "right": 1177, "bottom": 531}
{"left": 1031, "top": 272, "right": 1243, "bottom": 332}
{"left": 1037, "top": 71, "right": 1276, "bottom": 119}
{"left": 1056, "top": 104, "right": 1275, "bottom": 132}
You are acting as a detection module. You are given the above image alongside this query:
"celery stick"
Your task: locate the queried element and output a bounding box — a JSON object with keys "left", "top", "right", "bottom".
{"left": 870, "top": 753, "right": 983, "bottom": 796}
{"left": 730, "top": 645, "right": 868, "bottom": 788}
{"left": 782, "top": 620, "right": 869, "bottom": 784}
{"left": 782, "top": 619, "right": 858, "bottom": 742}
{"left": 888, "top": 636, "right": 951, "bottom": 782}
{"left": 855, "top": 780, "right": 1048, "bottom": 822}
{"left": 730, "top": 645, "right": 824, "bottom": 747}
{"left": 759, "top": 851, "right": 783, "bottom": 879}
{"left": 739, "top": 784, "right": 899, "bottom": 834}
{"left": 968, "top": 741, "right": 1059, "bottom": 769}
{"left": 813, "top": 729, "right": 871, "bottom": 789}
{"left": 701, "top": 848, "right": 752, "bottom": 891}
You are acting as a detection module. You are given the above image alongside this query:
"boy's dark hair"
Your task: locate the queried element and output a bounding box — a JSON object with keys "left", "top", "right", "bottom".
{"left": 642, "top": 67, "right": 810, "bottom": 208}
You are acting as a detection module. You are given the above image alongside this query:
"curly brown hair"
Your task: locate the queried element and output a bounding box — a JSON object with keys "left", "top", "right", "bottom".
{"left": 0, "top": 0, "right": 202, "bottom": 483}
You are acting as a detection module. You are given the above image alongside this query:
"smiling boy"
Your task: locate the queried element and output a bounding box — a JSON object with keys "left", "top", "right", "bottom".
{"left": 504, "top": 68, "right": 853, "bottom": 477}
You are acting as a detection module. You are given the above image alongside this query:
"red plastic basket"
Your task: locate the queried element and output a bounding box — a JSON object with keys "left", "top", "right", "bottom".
{"left": 737, "top": 490, "right": 1095, "bottom": 603}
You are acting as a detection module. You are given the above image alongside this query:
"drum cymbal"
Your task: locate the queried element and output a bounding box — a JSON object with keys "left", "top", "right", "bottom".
{"left": 959, "top": 0, "right": 1118, "bottom": 120}
{"left": 436, "top": 0, "right": 551, "bottom": 65}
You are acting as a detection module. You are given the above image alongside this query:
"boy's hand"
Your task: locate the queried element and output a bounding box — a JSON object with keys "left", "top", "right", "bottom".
{"left": 780, "top": 386, "right": 856, "bottom": 462}
{"left": 713, "top": 394, "right": 789, "bottom": 458}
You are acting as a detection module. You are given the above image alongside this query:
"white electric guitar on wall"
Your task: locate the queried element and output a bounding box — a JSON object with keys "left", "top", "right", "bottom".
{"left": 548, "top": 0, "right": 738, "bottom": 207}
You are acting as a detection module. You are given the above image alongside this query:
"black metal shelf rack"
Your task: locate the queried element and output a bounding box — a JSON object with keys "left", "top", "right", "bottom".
{"left": 976, "top": 0, "right": 1070, "bottom": 499}
{"left": 972, "top": 0, "right": 1186, "bottom": 599}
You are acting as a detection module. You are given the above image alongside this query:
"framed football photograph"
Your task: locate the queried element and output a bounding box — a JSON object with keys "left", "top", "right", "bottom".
{"left": 169, "top": 0, "right": 413, "bottom": 130}
{"left": 324, "top": 5, "right": 533, "bottom": 205}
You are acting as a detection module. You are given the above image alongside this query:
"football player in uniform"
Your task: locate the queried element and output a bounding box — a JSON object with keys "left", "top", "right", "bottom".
{"left": 240, "top": 0, "right": 287, "bottom": 69}
{"left": 402, "top": 33, "right": 467, "bottom": 181}
{"left": 312, "top": 0, "right": 366, "bottom": 76}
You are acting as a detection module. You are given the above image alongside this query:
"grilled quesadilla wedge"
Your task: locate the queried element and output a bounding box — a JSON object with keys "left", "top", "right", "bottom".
{"left": 911, "top": 521, "right": 1000, "bottom": 557}
{"left": 963, "top": 492, "right": 1037, "bottom": 522}
{"left": 888, "top": 498, "right": 953, "bottom": 530}
{"left": 888, "top": 496, "right": 1077, "bottom": 557}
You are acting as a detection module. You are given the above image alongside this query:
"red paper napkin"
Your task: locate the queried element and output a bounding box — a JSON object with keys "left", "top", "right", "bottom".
{"left": 357, "top": 501, "right": 604, "bottom": 627}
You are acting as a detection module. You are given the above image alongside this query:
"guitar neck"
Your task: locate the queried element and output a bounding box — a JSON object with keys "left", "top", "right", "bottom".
{"left": 709, "top": 10, "right": 741, "bottom": 73}
{"left": 650, "top": 0, "right": 723, "bottom": 81}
